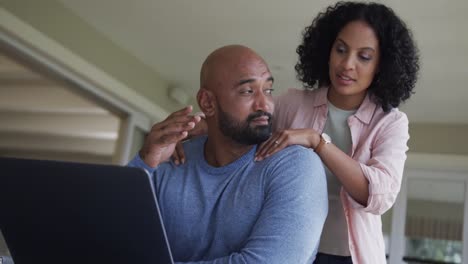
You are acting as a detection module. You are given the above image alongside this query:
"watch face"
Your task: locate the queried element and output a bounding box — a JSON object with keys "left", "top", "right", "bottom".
{"left": 322, "top": 133, "right": 332, "bottom": 143}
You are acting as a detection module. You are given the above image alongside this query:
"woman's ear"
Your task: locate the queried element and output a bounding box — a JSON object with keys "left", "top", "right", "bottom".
{"left": 197, "top": 89, "right": 215, "bottom": 117}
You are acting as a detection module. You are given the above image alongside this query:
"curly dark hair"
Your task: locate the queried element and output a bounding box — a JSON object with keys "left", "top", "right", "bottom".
{"left": 295, "top": 1, "right": 420, "bottom": 112}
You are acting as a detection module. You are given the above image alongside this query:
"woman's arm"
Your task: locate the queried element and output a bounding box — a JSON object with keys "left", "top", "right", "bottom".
{"left": 256, "top": 129, "right": 369, "bottom": 206}
{"left": 316, "top": 138, "right": 369, "bottom": 206}
{"left": 256, "top": 111, "right": 409, "bottom": 210}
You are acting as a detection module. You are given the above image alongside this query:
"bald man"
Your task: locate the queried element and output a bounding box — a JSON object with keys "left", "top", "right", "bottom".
{"left": 129, "top": 45, "right": 327, "bottom": 263}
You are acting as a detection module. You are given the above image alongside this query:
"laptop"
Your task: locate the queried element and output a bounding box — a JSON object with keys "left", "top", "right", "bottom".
{"left": 0, "top": 157, "right": 174, "bottom": 264}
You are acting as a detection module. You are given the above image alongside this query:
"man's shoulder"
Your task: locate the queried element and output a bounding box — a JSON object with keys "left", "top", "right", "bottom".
{"left": 272, "top": 145, "right": 319, "bottom": 162}
{"left": 260, "top": 145, "right": 327, "bottom": 199}
{"left": 263, "top": 145, "right": 323, "bottom": 175}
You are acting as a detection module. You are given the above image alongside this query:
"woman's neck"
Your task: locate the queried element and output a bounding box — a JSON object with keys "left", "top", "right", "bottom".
{"left": 327, "top": 87, "right": 366, "bottom": 110}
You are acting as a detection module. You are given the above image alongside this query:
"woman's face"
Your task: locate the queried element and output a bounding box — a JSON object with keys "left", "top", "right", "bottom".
{"left": 328, "top": 20, "right": 380, "bottom": 109}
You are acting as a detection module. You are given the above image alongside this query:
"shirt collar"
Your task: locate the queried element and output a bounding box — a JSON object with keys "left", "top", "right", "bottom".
{"left": 314, "top": 87, "right": 377, "bottom": 124}
{"left": 312, "top": 87, "right": 329, "bottom": 107}
{"left": 354, "top": 93, "right": 377, "bottom": 125}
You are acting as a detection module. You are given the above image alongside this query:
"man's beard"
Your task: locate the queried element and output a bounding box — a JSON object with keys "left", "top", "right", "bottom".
{"left": 218, "top": 107, "right": 272, "bottom": 145}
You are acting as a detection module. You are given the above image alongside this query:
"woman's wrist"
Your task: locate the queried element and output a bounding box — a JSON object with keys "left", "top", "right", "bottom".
{"left": 309, "top": 130, "right": 321, "bottom": 149}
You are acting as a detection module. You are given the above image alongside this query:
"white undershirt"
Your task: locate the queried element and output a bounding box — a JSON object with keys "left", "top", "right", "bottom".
{"left": 318, "top": 101, "right": 356, "bottom": 256}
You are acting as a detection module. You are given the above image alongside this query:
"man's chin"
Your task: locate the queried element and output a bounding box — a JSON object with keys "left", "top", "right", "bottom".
{"left": 247, "top": 132, "right": 272, "bottom": 145}
{"left": 250, "top": 124, "right": 272, "bottom": 134}
{"left": 255, "top": 136, "right": 271, "bottom": 144}
{"left": 232, "top": 132, "right": 271, "bottom": 146}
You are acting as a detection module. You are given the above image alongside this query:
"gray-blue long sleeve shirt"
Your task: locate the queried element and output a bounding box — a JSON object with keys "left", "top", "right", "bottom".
{"left": 128, "top": 136, "right": 328, "bottom": 264}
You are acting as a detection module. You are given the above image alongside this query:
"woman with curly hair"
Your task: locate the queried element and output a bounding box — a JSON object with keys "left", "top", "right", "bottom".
{"left": 255, "top": 1, "right": 420, "bottom": 263}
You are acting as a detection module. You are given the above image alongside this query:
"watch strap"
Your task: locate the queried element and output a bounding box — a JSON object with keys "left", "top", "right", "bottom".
{"left": 314, "top": 136, "right": 326, "bottom": 154}
{"left": 314, "top": 133, "right": 330, "bottom": 154}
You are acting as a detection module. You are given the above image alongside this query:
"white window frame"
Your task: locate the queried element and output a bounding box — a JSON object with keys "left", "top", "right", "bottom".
{"left": 388, "top": 153, "right": 468, "bottom": 264}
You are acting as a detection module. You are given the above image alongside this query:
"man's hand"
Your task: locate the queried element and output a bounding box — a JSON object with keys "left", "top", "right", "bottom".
{"left": 139, "top": 106, "right": 202, "bottom": 167}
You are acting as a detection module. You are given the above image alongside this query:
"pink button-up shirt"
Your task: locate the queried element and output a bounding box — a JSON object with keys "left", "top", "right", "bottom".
{"left": 274, "top": 88, "right": 409, "bottom": 264}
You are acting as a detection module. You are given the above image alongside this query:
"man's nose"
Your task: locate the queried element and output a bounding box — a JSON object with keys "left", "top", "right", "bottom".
{"left": 253, "top": 91, "right": 271, "bottom": 112}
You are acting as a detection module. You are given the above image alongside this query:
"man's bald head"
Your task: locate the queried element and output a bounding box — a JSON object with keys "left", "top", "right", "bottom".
{"left": 200, "top": 45, "right": 267, "bottom": 90}
{"left": 197, "top": 45, "right": 274, "bottom": 146}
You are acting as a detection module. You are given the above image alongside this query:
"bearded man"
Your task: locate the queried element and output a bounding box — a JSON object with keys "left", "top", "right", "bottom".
{"left": 128, "top": 45, "right": 327, "bottom": 264}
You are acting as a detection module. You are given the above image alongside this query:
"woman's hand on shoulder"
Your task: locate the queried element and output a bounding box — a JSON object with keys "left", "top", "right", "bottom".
{"left": 255, "top": 128, "right": 319, "bottom": 161}
{"left": 171, "top": 114, "right": 207, "bottom": 165}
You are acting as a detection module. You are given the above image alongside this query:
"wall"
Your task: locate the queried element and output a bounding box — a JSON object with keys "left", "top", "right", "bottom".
{"left": 409, "top": 123, "right": 468, "bottom": 155}
{"left": 407, "top": 199, "right": 464, "bottom": 222}
{"left": 0, "top": 0, "right": 182, "bottom": 114}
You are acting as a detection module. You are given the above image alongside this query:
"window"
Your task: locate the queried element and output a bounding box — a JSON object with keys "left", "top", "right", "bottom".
{"left": 388, "top": 163, "right": 468, "bottom": 264}
{"left": 403, "top": 179, "right": 464, "bottom": 264}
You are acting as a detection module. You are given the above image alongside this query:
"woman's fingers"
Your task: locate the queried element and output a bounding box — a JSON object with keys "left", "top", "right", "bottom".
{"left": 256, "top": 137, "right": 275, "bottom": 158}
{"left": 256, "top": 129, "right": 316, "bottom": 161}
{"left": 159, "top": 110, "right": 203, "bottom": 166}
{"left": 151, "top": 122, "right": 194, "bottom": 145}
{"left": 166, "top": 105, "right": 193, "bottom": 119}
{"left": 152, "top": 112, "right": 202, "bottom": 139}
{"left": 158, "top": 131, "right": 188, "bottom": 146}
{"left": 256, "top": 132, "right": 287, "bottom": 161}
{"left": 161, "top": 121, "right": 196, "bottom": 134}
{"left": 174, "top": 142, "right": 186, "bottom": 165}
{"left": 171, "top": 145, "right": 181, "bottom": 165}
{"left": 152, "top": 105, "right": 200, "bottom": 131}
{"left": 188, "top": 118, "right": 207, "bottom": 137}
{"left": 154, "top": 114, "right": 200, "bottom": 132}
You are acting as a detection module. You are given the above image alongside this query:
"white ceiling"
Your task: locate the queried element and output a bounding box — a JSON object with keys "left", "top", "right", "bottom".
{"left": 58, "top": 0, "right": 468, "bottom": 125}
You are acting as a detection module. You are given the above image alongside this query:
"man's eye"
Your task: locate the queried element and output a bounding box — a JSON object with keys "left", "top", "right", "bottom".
{"left": 264, "top": 88, "right": 274, "bottom": 95}
{"left": 240, "top": 89, "right": 253, "bottom": 94}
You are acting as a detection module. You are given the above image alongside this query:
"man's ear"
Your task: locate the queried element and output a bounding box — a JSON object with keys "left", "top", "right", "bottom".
{"left": 197, "top": 88, "right": 216, "bottom": 117}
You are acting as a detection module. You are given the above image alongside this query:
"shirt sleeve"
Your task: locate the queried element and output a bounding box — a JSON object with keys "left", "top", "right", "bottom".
{"left": 127, "top": 154, "right": 159, "bottom": 175}
{"left": 348, "top": 112, "right": 409, "bottom": 215}
{"left": 176, "top": 147, "right": 328, "bottom": 264}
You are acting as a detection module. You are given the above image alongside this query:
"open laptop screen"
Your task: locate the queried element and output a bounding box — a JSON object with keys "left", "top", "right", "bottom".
{"left": 0, "top": 157, "right": 174, "bottom": 264}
